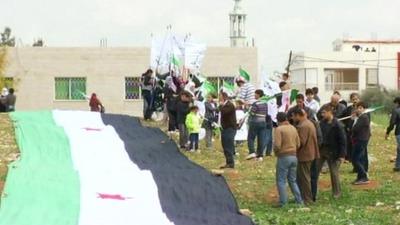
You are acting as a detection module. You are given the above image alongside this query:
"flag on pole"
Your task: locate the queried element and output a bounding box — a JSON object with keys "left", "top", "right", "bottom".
{"left": 171, "top": 55, "right": 181, "bottom": 67}
{"left": 220, "top": 81, "right": 235, "bottom": 97}
{"left": 201, "top": 80, "right": 217, "bottom": 95}
{"left": 290, "top": 89, "right": 299, "bottom": 103}
{"left": 239, "top": 68, "right": 250, "bottom": 82}
{"left": 338, "top": 105, "right": 385, "bottom": 121}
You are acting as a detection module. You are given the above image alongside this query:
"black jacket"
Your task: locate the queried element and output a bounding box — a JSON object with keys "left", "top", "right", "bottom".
{"left": 319, "top": 118, "right": 347, "bottom": 159}
{"left": 176, "top": 100, "right": 190, "bottom": 124}
{"left": 387, "top": 107, "right": 400, "bottom": 135}
{"left": 204, "top": 102, "right": 217, "bottom": 128}
{"left": 351, "top": 114, "right": 371, "bottom": 141}
{"left": 317, "top": 103, "right": 346, "bottom": 120}
{"left": 219, "top": 101, "right": 237, "bottom": 130}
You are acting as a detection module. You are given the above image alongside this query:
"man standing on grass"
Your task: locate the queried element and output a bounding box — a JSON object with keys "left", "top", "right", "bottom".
{"left": 246, "top": 89, "right": 268, "bottom": 161}
{"left": 274, "top": 112, "right": 303, "bottom": 207}
{"left": 293, "top": 108, "right": 319, "bottom": 205}
{"left": 219, "top": 92, "right": 237, "bottom": 169}
{"left": 385, "top": 97, "right": 400, "bottom": 172}
{"left": 314, "top": 106, "right": 346, "bottom": 199}
{"left": 352, "top": 102, "right": 371, "bottom": 185}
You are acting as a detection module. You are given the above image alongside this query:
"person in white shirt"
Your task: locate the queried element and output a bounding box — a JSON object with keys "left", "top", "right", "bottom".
{"left": 304, "top": 88, "right": 320, "bottom": 121}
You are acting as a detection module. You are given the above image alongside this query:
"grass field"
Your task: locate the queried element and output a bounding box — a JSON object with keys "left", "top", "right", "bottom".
{"left": 1, "top": 113, "right": 400, "bottom": 224}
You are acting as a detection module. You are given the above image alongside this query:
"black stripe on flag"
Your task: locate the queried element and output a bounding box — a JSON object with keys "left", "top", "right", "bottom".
{"left": 101, "top": 114, "right": 254, "bottom": 225}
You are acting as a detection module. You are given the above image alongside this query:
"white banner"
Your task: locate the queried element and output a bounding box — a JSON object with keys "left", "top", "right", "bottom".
{"left": 184, "top": 42, "right": 207, "bottom": 71}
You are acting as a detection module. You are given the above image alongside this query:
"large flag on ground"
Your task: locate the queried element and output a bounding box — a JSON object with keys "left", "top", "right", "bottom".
{"left": 0, "top": 111, "right": 253, "bottom": 225}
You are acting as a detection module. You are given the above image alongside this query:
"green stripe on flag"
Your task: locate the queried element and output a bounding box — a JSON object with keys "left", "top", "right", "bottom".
{"left": 239, "top": 68, "right": 250, "bottom": 82}
{"left": 290, "top": 89, "right": 299, "bottom": 104}
{"left": 0, "top": 111, "right": 80, "bottom": 225}
{"left": 172, "top": 55, "right": 181, "bottom": 67}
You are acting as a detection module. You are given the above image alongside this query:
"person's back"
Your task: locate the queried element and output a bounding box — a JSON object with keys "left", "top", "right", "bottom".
{"left": 176, "top": 99, "right": 190, "bottom": 125}
{"left": 5, "top": 93, "right": 16, "bottom": 112}
{"left": 297, "top": 119, "right": 319, "bottom": 162}
{"left": 274, "top": 112, "right": 303, "bottom": 206}
{"left": 274, "top": 124, "right": 300, "bottom": 157}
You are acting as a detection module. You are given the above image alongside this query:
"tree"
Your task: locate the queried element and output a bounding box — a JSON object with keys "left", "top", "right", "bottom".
{"left": 0, "top": 27, "right": 16, "bottom": 47}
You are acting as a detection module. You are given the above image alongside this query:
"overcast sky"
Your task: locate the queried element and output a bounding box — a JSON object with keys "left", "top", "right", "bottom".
{"left": 2, "top": 0, "right": 400, "bottom": 74}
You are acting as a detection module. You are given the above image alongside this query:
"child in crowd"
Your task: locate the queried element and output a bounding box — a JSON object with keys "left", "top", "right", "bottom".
{"left": 204, "top": 94, "right": 217, "bottom": 149}
{"left": 185, "top": 105, "right": 203, "bottom": 152}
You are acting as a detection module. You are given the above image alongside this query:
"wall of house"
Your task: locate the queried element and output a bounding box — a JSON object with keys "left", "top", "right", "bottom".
{"left": 4, "top": 47, "right": 258, "bottom": 116}
{"left": 291, "top": 51, "right": 398, "bottom": 103}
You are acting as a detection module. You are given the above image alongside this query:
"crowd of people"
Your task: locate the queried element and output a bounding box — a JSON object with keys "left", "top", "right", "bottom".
{"left": 139, "top": 69, "right": 400, "bottom": 207}
{"left": 0, "top": 87, "right": 16, "bottom": 112}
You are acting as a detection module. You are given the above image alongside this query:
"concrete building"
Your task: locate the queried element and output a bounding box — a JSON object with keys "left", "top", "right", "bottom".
{"left": 3, "top": 47, "right": 258, "bottom": 116}
{"left": 291, "top": 39, "right": 400, "bottom": 102}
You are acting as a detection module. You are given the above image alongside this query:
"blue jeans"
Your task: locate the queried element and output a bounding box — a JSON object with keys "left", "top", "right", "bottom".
{"left": 276, "top": 156, "right": 303, "bottom": 206}
{"left": 396, "top": 135, "right": 400, "bottom": 168}
{"left": 221, "top": 128, "right": 236, "bottom": 166}
{"left": 247, "top": 121, "right": 267, "bottom": 157}
{"left": 265, "top": 127, "right": 273, "bottom": 155}
{"left": 352, "top": 140, "right": 369, "bottom": 180}
{"left": 189, "top": 133, "right": 199, "bottom": 150}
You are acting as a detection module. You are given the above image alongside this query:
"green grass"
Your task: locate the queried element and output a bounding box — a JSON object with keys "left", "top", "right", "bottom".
{"left": 1, "top": 113, "right": 400, "bottom": 224}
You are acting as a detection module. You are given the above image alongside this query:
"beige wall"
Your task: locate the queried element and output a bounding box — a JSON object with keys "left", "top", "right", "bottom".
{"left": 4, "top": 47, "right": 258, "bottom": 116}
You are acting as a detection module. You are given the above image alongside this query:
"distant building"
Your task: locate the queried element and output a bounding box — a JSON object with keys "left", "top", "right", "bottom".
{"left": 291, "top": 39, "right": 400, "bottom": 102}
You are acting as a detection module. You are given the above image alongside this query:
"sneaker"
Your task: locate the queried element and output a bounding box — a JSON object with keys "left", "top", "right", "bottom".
{"left": 235, "top": 152, "right": 240, "bottom": 156}
{"left": 188, "top": 149, "right": 195, "bottom": 153}
{"left": 255, "top": 157, "right": 263, "bottom": 162}
{"left": 353, "top": 179, "right": 370, "bottom": 185}
{"left": 393, "top": 168, "right": 400, "bottom": 172}
{"left": 246, "top": 153, "right": 257, "bottom": 160}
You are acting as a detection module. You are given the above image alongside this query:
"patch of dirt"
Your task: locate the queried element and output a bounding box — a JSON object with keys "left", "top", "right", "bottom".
{"left": 265, "top": 187, "right": 279, "bottom": 204}
{"left": 351, "top": 180, "right": 380, "bottom": 190}
{"left": 0, "top": 113, "right": 19, "bottom": 199}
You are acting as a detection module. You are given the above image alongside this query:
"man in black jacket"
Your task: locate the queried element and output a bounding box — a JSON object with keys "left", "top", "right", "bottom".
{"left": 287, "top": 94, "right": 313, "bottom": 125}
{"left": 341, "top": 93, "right": 360, "bottom": 164}
{"left": 317, "top": 94, "right": 346, "bottom": 120}
{"left": 352, "top": 102, "right": 371, "bottom": 185}
{"left": 314, "top": 106, "right": 346, "bottom": 199}
{"left": 386, "top": 97, "right": 400, "bottom": 172}
{"left": 219, "top": 92, "right": 237, "bottom": 169}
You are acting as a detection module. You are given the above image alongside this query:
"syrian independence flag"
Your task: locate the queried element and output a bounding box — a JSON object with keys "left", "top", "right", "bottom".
{"left": 0, "top": 111, "right": 253, "bottom": 225}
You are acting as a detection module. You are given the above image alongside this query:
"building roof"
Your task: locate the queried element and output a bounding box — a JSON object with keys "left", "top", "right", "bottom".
{"left": 342, "top": 39, "right": 400, "bottom": 44}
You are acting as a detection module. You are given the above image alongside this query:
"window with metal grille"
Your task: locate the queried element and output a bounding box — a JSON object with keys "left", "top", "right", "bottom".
{"left": 55, "top": 77, "right": 86, "bottom": 100}
{"left": 207, "top": 76, "right": 235, "bottom": 91}
{"left": 1, "top": 77, "right": 14, "bottom": 88}
{"left": 125, "top": 77, "right": 141, "bottom": 100}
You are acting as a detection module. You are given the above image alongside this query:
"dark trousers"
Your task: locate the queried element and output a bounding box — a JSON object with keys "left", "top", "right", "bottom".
{"left": 310, "top": 160, "right": 318, "bottom": 202}
{"left": 178, "top": 124, "right": 188, "bottom": 148}
{"left": 189, "top": 133, "right": 199, "bottom": 150}
{"left": 247, "top": 121, "right": 267, "bottom": 157}
{"left": 167, "top": 110, "right": 178, "bottom": 131}
{"left": 221, "top": 128, "right": 236, "bottom": 167}
{"left": 142, "top": 90, "right": 153, "bottom": 120}
{"left": 297, "top": 161, "right": 313, "bottom": 204}
{"left": 352, "top": 140, "right": 369, "bottom": 180}
{"left": 315, "top": 148, "right": 342, "bottom": 198}
{"left": 265, "top": 127, "right": 273, "bottom": 155}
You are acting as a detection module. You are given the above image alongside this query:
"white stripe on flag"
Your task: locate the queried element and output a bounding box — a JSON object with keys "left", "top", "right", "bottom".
{"left": 53, "top": 110, "right": 174, "bottom": 225}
